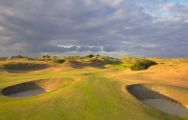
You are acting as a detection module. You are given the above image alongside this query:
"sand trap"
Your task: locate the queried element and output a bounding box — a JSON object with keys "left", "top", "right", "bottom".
{"left": 6, "top": 88, "right": 46, "bottom": 98}
{"left": 127, "top": 84, "right": 188, "bottom": 116}
{"left": 2, "top": 78, "right": 64, "bottom": 98}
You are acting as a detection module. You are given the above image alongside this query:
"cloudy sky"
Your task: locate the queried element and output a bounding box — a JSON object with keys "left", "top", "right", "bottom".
{"left": 0, "top": 0, "right": 188, "bottom": 57}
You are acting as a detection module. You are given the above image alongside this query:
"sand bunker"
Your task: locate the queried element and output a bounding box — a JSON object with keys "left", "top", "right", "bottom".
{"left": 144, "top": 84, "right": 188, "bottom": 108}
{"left": 2, "top": 78, "right": 64, "bottom": 98}
{"left": 127, "top": 84, "right": 188, "bottom": 116}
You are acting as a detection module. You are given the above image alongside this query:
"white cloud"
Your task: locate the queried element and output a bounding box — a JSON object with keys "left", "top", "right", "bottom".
{"left": 0, "top": 26, "right": 5, "bottom": 31}
{"left": 185, "top": 19, "right": 188, "bottom": 23}
{"left": 57, "top": 45, "right": 75, "bottom": 49}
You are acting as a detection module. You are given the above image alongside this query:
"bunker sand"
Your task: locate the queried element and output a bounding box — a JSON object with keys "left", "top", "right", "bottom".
{"left": 2, "top": 78, "right": 65, "bottom": 98}
{"left": 127, "top": 84, "right": 188, "bottom": 116}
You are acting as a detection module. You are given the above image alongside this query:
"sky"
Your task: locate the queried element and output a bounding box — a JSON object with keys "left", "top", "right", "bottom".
{"left": 0, "top": 0, "right": 188, "bottom": 57}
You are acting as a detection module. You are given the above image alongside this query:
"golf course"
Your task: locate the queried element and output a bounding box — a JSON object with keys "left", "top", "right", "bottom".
{"left": 1, "top": 0, "right": 188, "bottom": 119}
{"left": 0, "top": 55, "right": 188, "bottom": 120}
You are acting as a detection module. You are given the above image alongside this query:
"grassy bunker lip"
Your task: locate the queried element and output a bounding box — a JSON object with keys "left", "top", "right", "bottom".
{"left": 1, "top": 78, "right": 64, "bottom": 98}
{"left": 127, "top": 84, "right": 188, "bottom": 116}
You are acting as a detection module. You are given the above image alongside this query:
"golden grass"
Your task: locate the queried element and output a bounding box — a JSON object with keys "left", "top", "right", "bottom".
{"left": 106, "top": 58, "right": 188, "bottom": 109}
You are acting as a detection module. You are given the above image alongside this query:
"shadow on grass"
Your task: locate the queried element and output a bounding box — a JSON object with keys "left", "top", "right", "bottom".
{"left": 3, "top": 63, "right": 49, "bottom": 73}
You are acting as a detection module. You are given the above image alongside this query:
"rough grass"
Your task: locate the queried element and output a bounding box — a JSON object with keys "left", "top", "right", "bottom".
{"left": 130, "top": 59, "right": 157, "bottom": 71}
{"left": 121, "top": 57, "right": 157, "bottom": 71}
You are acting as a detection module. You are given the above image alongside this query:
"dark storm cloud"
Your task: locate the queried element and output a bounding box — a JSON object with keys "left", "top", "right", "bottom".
{"left": 0, "top": 0, "right": 188, "bottom": 57}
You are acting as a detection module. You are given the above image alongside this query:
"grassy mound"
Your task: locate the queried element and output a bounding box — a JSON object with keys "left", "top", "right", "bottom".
{"left": 64, "top": 55, "right": 121, "bottom": 68}
{"left": 51, "top": 55, "right": 156, "bottom": 70}
{"left": 121, "top": 57, "right": 157, "bottom": 70}
{"left": 130, "top": 59, "right": 157, "bottom": 71}
{"left": 3, "top": 62, "right": 49, "bottom": 72}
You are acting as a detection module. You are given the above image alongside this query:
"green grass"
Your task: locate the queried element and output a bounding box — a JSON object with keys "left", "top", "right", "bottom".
{"left": 0, "top": 68, "right": 185, "bottom": 120}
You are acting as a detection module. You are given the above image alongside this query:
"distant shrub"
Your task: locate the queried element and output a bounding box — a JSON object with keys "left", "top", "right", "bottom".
{"left": 42, "top": 55, "right": 51, "bottom": 59}
{"left": 130, "top": 59, "right": 157, "bottom": 71}
{"left": 6, "top": 55, "right": 33, "bottom": 60}
{"left": 53, "top": 59, "right": 65, "bottom": 64}
{"left": 87, "top": 54, "right": 94, "bottom": 58}
{"left": 11, "top": 55, "right": 26, "bottom": 59}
